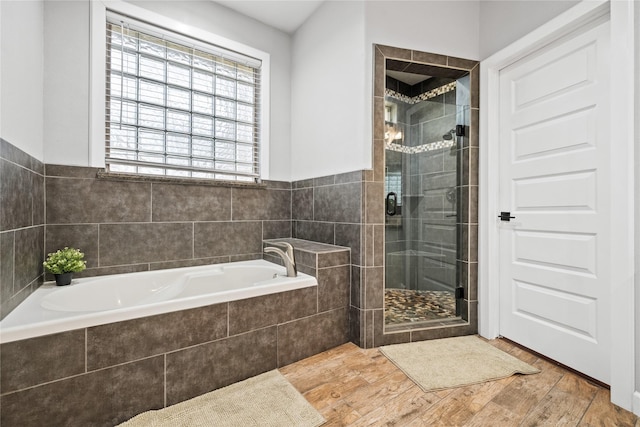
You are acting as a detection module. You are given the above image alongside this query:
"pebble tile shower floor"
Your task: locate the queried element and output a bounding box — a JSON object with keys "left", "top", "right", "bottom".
{"left": 384, "top": 288, "right": 456, "bottom": 325}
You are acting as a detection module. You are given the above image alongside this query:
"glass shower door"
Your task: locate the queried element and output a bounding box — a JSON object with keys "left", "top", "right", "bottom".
{"left": 384, "top": 74, "right": 469, "bottom": 329}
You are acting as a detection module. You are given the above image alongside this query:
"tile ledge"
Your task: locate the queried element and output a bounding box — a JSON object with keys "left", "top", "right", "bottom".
{"left": 97, "top": 171, "right": 267, "bottom": 189}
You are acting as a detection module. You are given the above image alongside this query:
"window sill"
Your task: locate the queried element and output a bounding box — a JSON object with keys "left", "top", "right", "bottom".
{"left": 97, "top": 171, "right": 267, "bottom": 189}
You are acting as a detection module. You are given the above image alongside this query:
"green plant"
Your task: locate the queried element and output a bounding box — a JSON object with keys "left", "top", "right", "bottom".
{"left": 43, "top": 247, "right": 87, "bottom": 274}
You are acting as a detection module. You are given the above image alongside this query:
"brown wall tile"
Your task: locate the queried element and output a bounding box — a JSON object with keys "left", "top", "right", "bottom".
{"left": 292, "top": 188, "right": 313, "bottom": 221}
{"left": 14, "top": 226, "right": 43, "bottom": 289}
{"left": 152, "top": 183, "right": 230, "bottom": 221}
{"left": 100, "top": 222, "right": 193, "bottom": 266}
{"left": 228, "top": 293, "right": 280, "bottom": 335}
{"left": 46, "top": 177, "right": 151, "bottom": 224}
{"left": 277, "top": 307, "right": 349, "bottom": 366}
{"left": 314, "top": 183, "right": 362, "bottom": 224}
{"left": 232, "top": 187, "right": 291, "bottom": 221}
{"left": 87, "top": 304, "right": 227, "bottom": 370}
{"left": 317, "top": 265, "right": 350, "bottom": 312}
{"left": 46, "top": 224, "right": 99, "bottom": 269}
{"left": 0, "top": 232, "right": 15, "bottom": 305}
{"left": 166, "top": 327, "right": 277, "bottom": 405}
{"left": 0, "top": 159, "right": 33, "bottom": 231}
{"left": 0, "top": 330, "right": 85, "bottom": 393}
{"left": 1, "top": 356, "right": 164, "bottom": 427}
{"left": 262, "top": 220, "right": 292, "bottom": 239}
{"left": 279, "top": 286, "right": 318, "bottom": 322}
{"left": 194, "top": 221, "right": 262, "bottom": 258}
{"left": 293, "top": 221, "right": 334, "bottom": 245}
{"left": 363, "top": 266, "right": 384, "bottom": 310}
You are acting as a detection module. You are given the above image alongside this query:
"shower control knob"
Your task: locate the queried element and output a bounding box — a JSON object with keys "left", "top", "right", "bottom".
{"left": 498, "top": 211, "right": 516, "bottom": 221}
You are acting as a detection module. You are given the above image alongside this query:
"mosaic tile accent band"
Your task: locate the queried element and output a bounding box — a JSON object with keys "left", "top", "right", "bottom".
{"left": 385, "top": 81, "right": 457, "bottom": 105}
{"left": 385, "top": 139, "right": 456, "bottom": 154}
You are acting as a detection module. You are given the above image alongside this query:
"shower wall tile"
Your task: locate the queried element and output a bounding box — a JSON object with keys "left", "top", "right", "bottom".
{"left": 46, "top": 177, "right": 151, "bottom": 224}
{"left": 194, "top": 221, "right": 261, "bottom": 258}
{"left": 373, "top": 97, "right": 385, "bottom": 141}
{"left": 166, "top": 327, "right": 278, "bottom": 405}
{"left": 87, "top": 303, "right": 228, "bottom": 370}
{"left": 412, "top": 51, "right": 447, "bottom": 66}
{"left": 100, "top": 222, "right": 193, "bottom": 266}
{"left": 469, "top": 108, "right": 479, "bottom": 148}
{"left": 152, "top": 184, "right": 230, "bottom": 222}
{"left": 470, "top": 66, "right": 480, "bottom": 109}
{"left": 448, "top": 56, "right": 478, "bottom": 70}
{"left": 0, "top": 330, "right": 85, "bottom": 393}
{"left": 376, "top": 44, "right": 412, "bottom": 61}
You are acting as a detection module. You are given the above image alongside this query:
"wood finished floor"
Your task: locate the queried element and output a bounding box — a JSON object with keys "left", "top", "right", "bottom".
{"left": 280, "top": 338, "right": 639, "bottom": 427}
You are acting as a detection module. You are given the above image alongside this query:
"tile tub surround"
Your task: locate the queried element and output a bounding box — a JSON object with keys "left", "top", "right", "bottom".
{"left": 44, "top": 164, "right": 293, "bottom": 280}
{"left": 0, "top": 139, "right": 45, "bottom": 320}
{"left": 0, "top": 239, "right": 351, "bottom": 426}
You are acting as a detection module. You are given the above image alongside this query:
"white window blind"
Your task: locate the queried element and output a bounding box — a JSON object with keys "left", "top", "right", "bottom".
{"left": 105, "top": 12, "right": 261, "bottom": 182}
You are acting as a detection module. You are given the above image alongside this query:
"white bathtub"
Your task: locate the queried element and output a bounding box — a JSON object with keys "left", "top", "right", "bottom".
{"left": 0, "top": 259, "right": 317, "bottom": 344}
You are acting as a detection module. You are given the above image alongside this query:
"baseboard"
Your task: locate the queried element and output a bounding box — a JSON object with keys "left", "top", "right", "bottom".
{"left": 633, "top": 391, "right": 640, "bottom": 417}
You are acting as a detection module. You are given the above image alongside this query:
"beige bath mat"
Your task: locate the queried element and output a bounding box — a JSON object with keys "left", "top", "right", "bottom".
{"left": 380, "top": 335, "right": 540, "bottom": 392}
{"left": 119, "top": 370, "right": 325, "bottom": 427}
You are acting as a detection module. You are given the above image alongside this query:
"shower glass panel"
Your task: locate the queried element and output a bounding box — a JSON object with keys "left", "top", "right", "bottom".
{"left": 384, "top": 66, "right": 470, "bottom": 328}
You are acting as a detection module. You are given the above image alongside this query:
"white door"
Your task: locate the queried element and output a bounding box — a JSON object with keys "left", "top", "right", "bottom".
{"left": 498, "top": 20, "right": 611, "bottom": 384}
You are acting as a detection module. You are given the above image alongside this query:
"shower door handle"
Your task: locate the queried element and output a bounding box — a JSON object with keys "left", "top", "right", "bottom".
{"left": 386, "top": 192, "right": 397, "bottom": 216}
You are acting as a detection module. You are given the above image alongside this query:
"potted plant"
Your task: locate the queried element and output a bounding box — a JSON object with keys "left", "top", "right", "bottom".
{"left": 43, "top": 247, "right": 87, "bottom": 286}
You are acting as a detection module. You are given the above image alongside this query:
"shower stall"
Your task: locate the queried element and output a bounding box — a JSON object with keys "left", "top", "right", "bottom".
{"left": 384, "top": 65, "right": 471, "bottom": 328}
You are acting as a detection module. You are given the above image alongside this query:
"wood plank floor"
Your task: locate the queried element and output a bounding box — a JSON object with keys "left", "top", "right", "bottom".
{"left": 280, "top": 338, "right": 639, "bottom": 426}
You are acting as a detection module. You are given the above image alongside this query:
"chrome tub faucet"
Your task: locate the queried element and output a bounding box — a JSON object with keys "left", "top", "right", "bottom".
{"left": 264, "top": 242, "right": 297, "bottom": 277}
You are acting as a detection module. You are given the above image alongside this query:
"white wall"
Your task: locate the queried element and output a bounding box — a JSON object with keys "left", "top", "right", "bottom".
{"left": 290, "top": 1, "right": 366, "bottom": 181}
{"left": 479, "top": 0, "right": 580, "bottom": 59}
{"left": 44, "top": 0, "right": 89, "bottom": 166}
{"left": 289, "top": 0, "right": 481, "bottom": 181}
{"left": 365, "top": 1, "right": 481, "bottom": 61}
{"left": 43, "top": 0, "right": 292, "bottom": 180}
{"left": 0, "top": 0, "right": 44, "bottom": 161}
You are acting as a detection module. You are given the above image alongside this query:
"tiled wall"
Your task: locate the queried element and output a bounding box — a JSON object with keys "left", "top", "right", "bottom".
{"left": 0, "top": 240, "right": 350, "bottom": 426}
{"left": 291, "top": 168, "right": 385, "bottom": 349}
{"left": 44, "top": 165, "right": 292, "bottom": 279}
{"left": 0, "top": 139, "right": 45, "bottom": 319}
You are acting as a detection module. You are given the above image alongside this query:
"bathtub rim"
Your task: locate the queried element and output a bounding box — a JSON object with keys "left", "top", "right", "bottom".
{"left": 0, "top": 259, "right": 317, "bottom": 344}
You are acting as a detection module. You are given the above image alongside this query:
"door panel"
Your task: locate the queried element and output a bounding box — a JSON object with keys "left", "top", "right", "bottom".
{"left": 498, "top": 21, "right": 610, "bottom": 383}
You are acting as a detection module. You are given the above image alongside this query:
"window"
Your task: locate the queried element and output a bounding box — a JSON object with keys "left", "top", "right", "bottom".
{"left": 105, "top": 12, "right": 261, "bottom": 182}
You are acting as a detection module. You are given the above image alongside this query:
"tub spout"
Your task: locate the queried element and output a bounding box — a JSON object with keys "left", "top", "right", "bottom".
{"left": 264, "top": 242, "right": 297, "bottom": 277}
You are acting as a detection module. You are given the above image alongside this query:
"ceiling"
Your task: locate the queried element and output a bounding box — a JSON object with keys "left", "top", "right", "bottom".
{"left": 215, "top": 1, "right": 325, "bottom": 34}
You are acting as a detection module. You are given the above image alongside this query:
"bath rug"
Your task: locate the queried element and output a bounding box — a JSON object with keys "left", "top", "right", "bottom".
{"left": 379, "top": 335, "right": 540, "bottom": 392}
{"left": 118, "top": 370, "right": 325, "bottom": 427}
